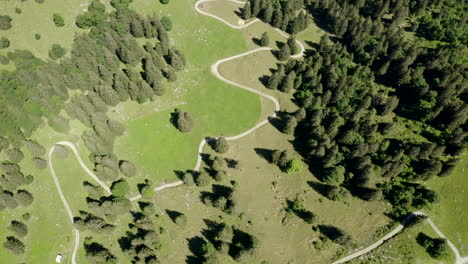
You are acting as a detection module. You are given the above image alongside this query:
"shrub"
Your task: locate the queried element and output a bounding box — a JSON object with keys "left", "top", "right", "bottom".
{"left": 195, "top": 171, "right": 211, "bottom": 187}
{"left": 8, "top": 220, "right": 28, "bottom": 237}
{"left": 284, "top": 158, "right": 303, "bottom": 173}
{"left": 0, "top": 37, "right": 9, "bottom": 49}
{"left": 160, "top": 0, "right": 169, "bottom": 4}
{"left": 53, "top": 13, "right": 65, "bottom": 27}
{"left": 54, "top": 144, "right": 69, "bottom": 159}
{"left": 6, "top": 148, "right": 24, "bottom": 163}
{"left": 182, "top": 172, "right": 195, "bottom": 186}
{"left": 161, "top": 16, "right": 172, "bottom": 31}
{"left": 110, "top": 179, "right": 130, "bottom": 197}
{"left": 32, "top": 157, "right": 47, "bottom": 170}
{"left": 35, "top": 0, "right": 45, "bottom": 3}
{"left": 141, "top": 185, "right": 155, "bottom": 198}
{"left": 0, "top": 15, "right": 12, "bottom": 30}
{"left": 49, "top": 44, "right": 66, "bottom": 60}
{"left": 3, "top": 236, "right": 25, "bottom": 255}
{"left": 34, "top": 33, "right": 41, "bottom": 40}
{"left": 22, "top": 213, "right": 30, "bottom": 221}
{"left": 25, "top": 175, "right": 34, "bottom": 185}
{"left": 323, "top": 166, "right": 345, "bottom": 185}
{"left": 0, "top": 55, "right": 9, "bottom": 65}
{"left": 15, "top": 8, "right": 22, "bottom": 14}
{"left": 174, "top": 213, "right": 187, "bottom": 226}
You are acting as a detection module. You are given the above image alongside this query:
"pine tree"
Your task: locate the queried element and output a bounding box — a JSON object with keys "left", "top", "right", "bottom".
{"left": 272, "top": 8, "right": 283, "bottom": 28}
{"left": 242, "top": 2, "right": 251, "bottom": 20}
{"left": 287, "top": 36, "right": 299, "bottom": 55}
{"left": 260, "top": 32, "right": 270, "bottom": 47}
{"left": 278, "top": 44, "right": 291, "bottom": 61}
{"left": 263, "top": 4, "right": 273, "bottom": 23}
{"left": 279, "top": 71, "right": 296, "bottom": 93}
{"left": 267, "top": 65, "right": 285, "bottom": 89}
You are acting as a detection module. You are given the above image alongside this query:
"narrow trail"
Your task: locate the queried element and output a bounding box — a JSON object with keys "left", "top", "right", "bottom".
{"left": 46, "top": 1, "right": 466, "bottom": 264}
{"left": 332, "top": 211, "right": 468, "bottom": 264}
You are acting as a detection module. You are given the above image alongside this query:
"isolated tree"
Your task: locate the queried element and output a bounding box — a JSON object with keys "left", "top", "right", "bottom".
{"left": 119, "top": 160, "right": 136, "bottom": 177}
{"left": 282, "top": 115, "right": 297, "bottom": 134}
{"left": 182, "top": 172, "right": 195, "bottom": 186}
{"left": 161, "top": 16, "right": 172, "bottom": 31}
{"left": 15, "top": 190, "right": 34, "bottom": 206}
{"left": 8, "top": 220, "right": 28, "bottom": 237}
{"left": 287, "top": 36, "right": 299, "bottom": 55}
{"left": 49, "top": 44, "right": 66, "bottom": 60}
{"left": 3, "top": 236, "right": 25, "bottom": 255}
{"left": 110, "top": 179, "right": 130, "bottom": 197}
{"left": 259, "top": 32, "right": 270, "bottom": 47}
{"left": 53, "top": 13, "right": 65, "bottom": 27}
{"left": 32, "top": 157, "right": 47, "bottom": 170}
{"left": 213, "top": 137, "right": 229, "bottom": 154}
{"left": 173, "top": 109, "right": 194, "bottom": 133}
{"left": 174, "top": 213, "right": 187, "bottom": 226}
{"left": 278, "top": 44, "right": 291, "bottom": 61}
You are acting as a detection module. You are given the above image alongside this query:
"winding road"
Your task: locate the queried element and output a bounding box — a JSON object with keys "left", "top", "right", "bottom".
{"left": 46, "top": 0, "right": 466, "bottom": 264}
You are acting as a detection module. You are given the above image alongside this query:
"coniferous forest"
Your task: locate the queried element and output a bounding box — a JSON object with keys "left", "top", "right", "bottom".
{"left": 244, "top": 0, "right": 467, "bottom": 218}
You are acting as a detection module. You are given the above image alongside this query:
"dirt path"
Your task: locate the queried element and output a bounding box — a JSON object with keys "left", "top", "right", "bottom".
{"left": 45, "top": 1, "right": 468, "bottom": 264}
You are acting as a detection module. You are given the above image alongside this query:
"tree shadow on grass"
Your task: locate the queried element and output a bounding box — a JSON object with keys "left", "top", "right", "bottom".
{"left": 186, "top": 236, "right": 208, "bottom": 264}
{"left": 166, "top": 209, "right": 183, "bottom": 223}
{"left": 254, "top": 148, "right": 274, "bottom": 163}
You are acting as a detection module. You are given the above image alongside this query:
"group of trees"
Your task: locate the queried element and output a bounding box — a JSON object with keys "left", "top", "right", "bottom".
{"left": 416, "top": 232, "right": 450, "bottom": 259}
{"left": 187, "top": 220, "right": 259, "bottom": 263}
{"left": 118, "top": 208, "right": 164, "bottom": 263}
{"left": 256, "top": 0, "right": 466, "bottom": 219}
{"left": 242, "top": 0, "right": 311, "bottom": 34}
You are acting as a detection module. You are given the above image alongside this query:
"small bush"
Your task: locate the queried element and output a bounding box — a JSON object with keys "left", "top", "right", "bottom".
{"left": 48, "top": 44, "right": 66, "bottom": 60}
{"left": 0, "top": 55, "right": 9, "bottom": 65}
{"left": 32, "top": 157, "right": 47, "bottom": 170}
{"left": 160, "top": 0, "right": 169, "bottom": 4}
{"left": 110, "top": 179, "right": 130, "bottom": 197}
{"left": 35, "top": 0, "right": 45, "bottom": 3}
{"left": 284, "top": 158, "right": 303, "bottom": 173}
{"left": 15, "top": 8, "right": 22, "bottom": 14}
{"left": 161, "top": 16, "right": 172, "bottom": 31}
{"left": 34, "top": 33, "right": 41, "bottom": 40}
{"left": 141, "top": 185, "right": 155, "bottom": 198}
{"left": 0, "top": 37, "right": 9, "bottom": 49}
{"left": 53, "top": 13, "right": 65, "bottom": 27}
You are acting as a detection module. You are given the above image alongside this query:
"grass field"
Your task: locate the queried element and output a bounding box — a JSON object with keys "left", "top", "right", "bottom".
{"left": 0, "top": 0, "right": 88, "bottom": 69}
{"left": 426, "top": 152, "right": 468, "bottom": 255}
{"left": 0, "top": 0, "right": 465, "bottom": 263}
{"left": 351, "top": 221, "right": 456, "bottom": 264}
{"left": 113, "top": 0, "right": 262, "bottom": 184}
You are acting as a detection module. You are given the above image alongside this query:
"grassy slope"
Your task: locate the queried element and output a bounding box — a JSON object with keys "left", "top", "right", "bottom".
{"left": 0, "top": 0, "right": 87, "bottom": 67}
{"left": 141, "top": 3, "right": 392, "bottom": 263}
{"left": 426, "top": 152, "right": 468, "bottom": 255}
{"left": 113, "top": 0, "right": 261, "bottom": 184}
{"left": 351, "top": 221, "right": 456, "bottom": 264}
